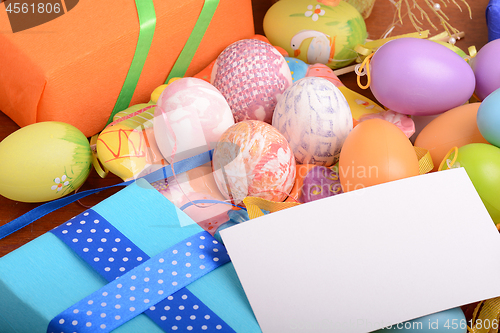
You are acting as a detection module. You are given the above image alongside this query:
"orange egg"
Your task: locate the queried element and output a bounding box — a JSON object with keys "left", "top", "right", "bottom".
{"left": 339, "top": 118, "right": 419, "bottom": 192}
{"left": 414, "top": 103, "right": 489, "bottom": 172}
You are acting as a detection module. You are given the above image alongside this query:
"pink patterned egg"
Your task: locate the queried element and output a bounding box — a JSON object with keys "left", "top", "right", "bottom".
{"left": 154, "top": 77, "right": 234, "bottom": 163}
{"left": 211, "top": 39, "right": 293, "bottom": 124}
{"left": 212, "top": 120, "right": 296, "bottom": 205}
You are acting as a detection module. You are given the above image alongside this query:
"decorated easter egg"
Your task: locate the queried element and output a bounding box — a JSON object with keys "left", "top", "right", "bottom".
{"left": 339, "top": 118, "right": 420, "bottom": 192}
{"left": 470, "top": 38, "right": 500, "bottom": 100}
{"left": 263, "top": 0, "right": 367, "bottom": 69}
{"left": 477, "top": 87, "right": 500, "bottom": 148}
{"left": 300, "top": 165, "right": 342, "bottom": 203}
{"left": 154, "top": 77, "right": 235, "bottom": 163}
{"left": 212, "top": 120, "right": 296, "bottom": 205}
{"left": 96, "top": 122, "right": 167, "bottom": 181}
{"left": 369, "top": 38, "right": 475, "bottom": 116}
{"left": 305, "top": 63, "right": 397, "bottom": 130}
{"left": 440, "top": 143, "right": 500, "bottom": 224}
{"left": 287, "top": 164, "right": 343, "bottom": 203}
{"left": 112, "top": 103, "right": 155, "bottom": 128}
{"left": 285, "top": 57, "right": 309, "bottom": 82}
{"left": 272, "top": 77, "right": 352, "bottom": 166}
{"left": 415, "top": 103, "right": 489, "bottom": 171}
{"left": 0, "top": 122, "right": 92, "bottom": 203}
{"left": 211, "top": 39, "right": 293, "bottom": 124}
{"left": 96, "top": 102, "right": 167, "bottom": 181}
{"left": 306, "top": 62, "right": 344, "bottom": 87}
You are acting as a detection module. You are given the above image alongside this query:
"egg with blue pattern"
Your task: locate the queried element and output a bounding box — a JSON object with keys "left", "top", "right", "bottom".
{"left": 285, "top": 57, "right": 309, "bottom": 82}
{"left": 272, "top": 77, "right": 353, "bottom": 166}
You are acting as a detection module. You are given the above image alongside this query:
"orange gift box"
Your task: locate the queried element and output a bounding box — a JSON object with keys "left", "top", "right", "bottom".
{"left": 0, "top": 0, "right": 255, "bottom": 137}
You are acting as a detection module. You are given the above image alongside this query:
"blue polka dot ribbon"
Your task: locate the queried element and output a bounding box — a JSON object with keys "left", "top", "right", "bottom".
{"left": 48, "top": 210, "right": 234, "bottom": 333}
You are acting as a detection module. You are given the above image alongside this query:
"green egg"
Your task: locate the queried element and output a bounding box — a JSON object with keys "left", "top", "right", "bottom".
{"left": 0, "top": 121, "right": 92, "bottom": 203}
{"left": 441, "top": 143, "right": 500, "bottom": 224}
{"left": 263, "top": 0, "right": 367, "bottom": 69}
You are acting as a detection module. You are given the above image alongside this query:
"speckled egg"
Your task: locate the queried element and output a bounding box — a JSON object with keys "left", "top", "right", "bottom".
{"left": 154, "top": 77, "right": 234, "bottom": 163}
{"left": 0, "top": 121, "right": 92, "bottom": 203}
{"left": 211, "top": 39, "right": 293, "bottom": 124}
{"left": 212, "top": 120, "right": 296, "bottom": 205}
{"left": 272, "top": 76, "right": 353, "bottom": 166}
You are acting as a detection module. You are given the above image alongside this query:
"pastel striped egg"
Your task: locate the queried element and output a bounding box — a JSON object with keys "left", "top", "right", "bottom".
{"left": 272, "top": 76, "right": 352, "bottom": 166}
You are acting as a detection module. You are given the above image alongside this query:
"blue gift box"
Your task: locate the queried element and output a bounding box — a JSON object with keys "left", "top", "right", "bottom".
{"left": 0, "top": 179, "right": 261, "bottom": 333}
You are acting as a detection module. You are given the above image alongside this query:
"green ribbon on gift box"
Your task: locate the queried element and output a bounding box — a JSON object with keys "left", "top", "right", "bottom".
{"left": 105, "top": 0, "right": 220, "bottom": 126}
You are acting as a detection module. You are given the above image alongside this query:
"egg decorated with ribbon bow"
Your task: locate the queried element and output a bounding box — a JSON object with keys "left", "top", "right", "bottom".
{"left": 263, "top": 0, "right": 367, "bottom": 69}
{"left": 369, "top": 38, "right": 475, "bottom": 116}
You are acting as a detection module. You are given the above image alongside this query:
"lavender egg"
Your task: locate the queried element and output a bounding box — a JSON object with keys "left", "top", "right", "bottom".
{"left": 300, "top": 166, "right": 343, "bottom": 203}
{"left": 211, "top": 39, "right": 293, "bottom": 124}
{"left": 272, "top": 77, "right": 352, "bottom": 167}
{"left": 369, "top": 38, "right": 475, "bottom": 116}
{"left": 470, "top": 38, "right": 500, "bottom": 100}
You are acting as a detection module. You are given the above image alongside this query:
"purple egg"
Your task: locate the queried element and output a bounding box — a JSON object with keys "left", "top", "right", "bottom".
{"left": 300, "top": 166, "right": 342, "bottom": 203}
{"left": 369, "top": 38, "right": 475, "bottom": 116}
{"left": 470, "top": 39, "right": 500, "bottom": 100}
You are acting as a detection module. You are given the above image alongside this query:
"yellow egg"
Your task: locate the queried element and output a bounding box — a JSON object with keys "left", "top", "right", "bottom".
{"left": 263, "top": 0, "right": 367, "bottom": 69}
{"left": 96, "top": 122, "right": 167, "bottom": 181}
{"left": 0, "top": 122, "right": 92, "bottom": 203}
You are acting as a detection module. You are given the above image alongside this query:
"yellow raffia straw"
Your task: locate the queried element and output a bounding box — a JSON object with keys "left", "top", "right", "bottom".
{"left": 389, "top": 0, "right": 471, "bottom": 37}
{"left": 90, "top": 134, "right": 109, "bottom": 179}
{"left": 467, "top": 297, "right": 500, "bottom": 333}
{"left": 356, "top": 53, "right": 373, "bottom": 90}
{"left": 243, "top": 197, "right": 301, "bottom": 220}
{"left": 438, "top": 146, "right": 458, "bottom": 171}
{"left": 414, "top": 147, "right": 434, "bottom": 174}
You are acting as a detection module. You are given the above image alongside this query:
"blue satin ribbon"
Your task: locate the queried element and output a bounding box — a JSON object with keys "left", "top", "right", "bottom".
{"left": 179, "top": 200, "right": 247, "bottom": 212}
{"left": 0, "top": 150, "right": 213, "bottom": 241}
{"left": 487, "top": 0, "right": 500, "bottom": 41}
{"left": 48, "top": 209, "right": 233, "bottom": 333}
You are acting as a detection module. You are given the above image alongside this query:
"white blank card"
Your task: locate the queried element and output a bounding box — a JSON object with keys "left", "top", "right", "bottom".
{"left": 221, "top": 168, "right": 500, "bottom": 333}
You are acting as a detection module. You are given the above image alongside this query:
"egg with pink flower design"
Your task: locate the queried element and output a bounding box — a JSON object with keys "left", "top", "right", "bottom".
{"left": 212, "top": 120, "right": 296, "bottom": 205}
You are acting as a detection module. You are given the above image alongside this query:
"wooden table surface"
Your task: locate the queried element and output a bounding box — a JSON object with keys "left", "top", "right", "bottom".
{"left": 0, "top": 0, "right": 491, "bottom": 258}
